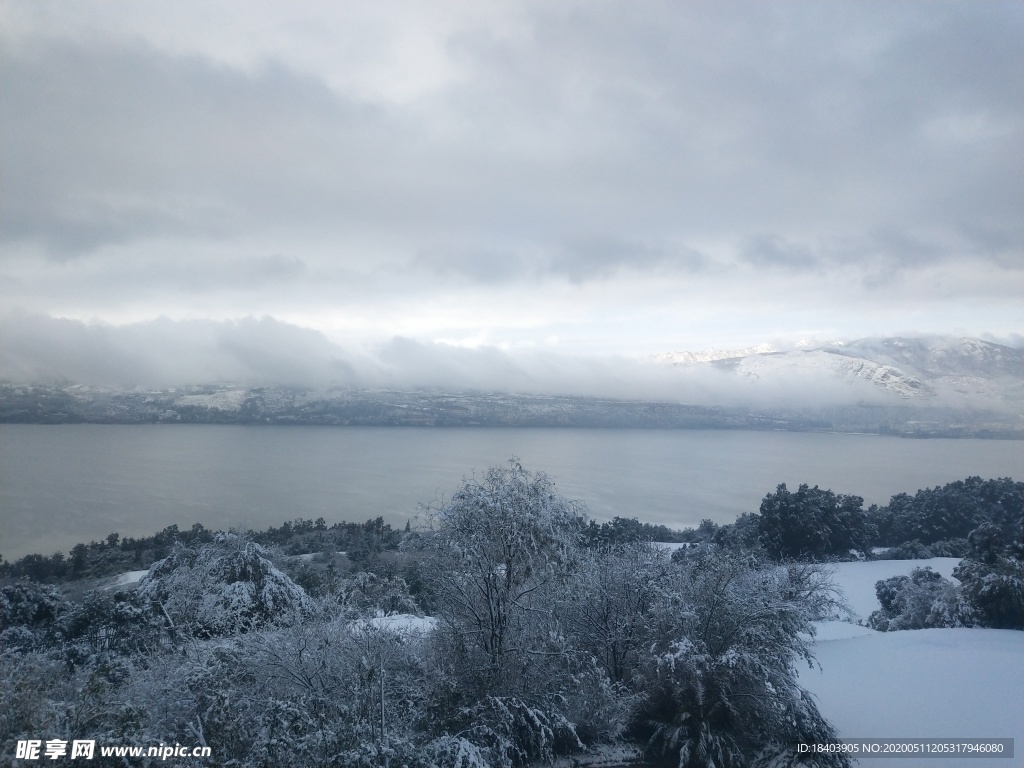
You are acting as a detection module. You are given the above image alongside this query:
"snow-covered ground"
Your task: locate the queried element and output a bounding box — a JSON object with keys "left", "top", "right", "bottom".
{"left": 103, "top": 569, "right": 150, "bottom": 589}
{"left": 289, "top": 550, "right": 345, "bottom": 561}
{"left": 801, "top": 558, "right": 1024, "bottom": 767}
{"left": 651, "top": 541, "right": 692, "bottom": 554}
{"left": 355, "top": 613, "right": 437, "bottom": 636}
{"left": 174, "top": 389, "right": 248, "bottom": 410}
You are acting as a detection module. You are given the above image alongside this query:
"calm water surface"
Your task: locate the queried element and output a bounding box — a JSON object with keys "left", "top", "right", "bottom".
{"left": 1, "top": 425, "right": 1021, "bottom": 559}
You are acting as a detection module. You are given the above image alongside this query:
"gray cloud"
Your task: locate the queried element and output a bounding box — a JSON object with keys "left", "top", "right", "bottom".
{"left": 414, "top": 246, "right": 528, "bottom": 284}
{"left": 549, "top": 237, "right": 708, "bottom": 284}
{"left": 0, "top": 312, "right": 361, "bottom": 389}
{"left": 0, "top": 1, "right": 1020, "bottom": 353}
{"left": 416, "top": 237, "right": 709, "bottom": 285}
{"left": 234, "top": 255, "right": 307, "bottom": 287}
{"left": 740, "top": 235, "right": 819, "bottom": 271}
{"left": 374, "top": 336, "right": 531, "bottom": 391}
{"left": 1, "top": 38, "right": 382, "bottom": 258}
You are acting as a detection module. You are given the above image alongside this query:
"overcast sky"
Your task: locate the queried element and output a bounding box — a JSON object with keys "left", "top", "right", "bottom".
{"left": 1, "top": 1, "right": 1022, "bottom": 388}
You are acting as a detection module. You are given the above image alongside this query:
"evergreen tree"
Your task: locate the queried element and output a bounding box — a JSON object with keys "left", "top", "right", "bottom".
{"left": 757, "top": 484, "right": 873, "bottom": 561}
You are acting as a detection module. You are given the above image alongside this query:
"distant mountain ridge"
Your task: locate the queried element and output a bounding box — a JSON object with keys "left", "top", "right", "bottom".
{"left": 1, "top": 336, "right": 1020, "bottom": 437}
{"left": 836, "top": 337, "right": 1024, "bottom": 379}
{"left": 656, "top": 336, "right": 1024, "bottom": 406}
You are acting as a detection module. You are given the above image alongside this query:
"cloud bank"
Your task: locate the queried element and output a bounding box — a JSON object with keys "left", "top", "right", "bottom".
{"left": 4, "top": 312, "right": 991, "bottom": 413}
{"left": 1, "top": 1, "right": 1021, "bottom": 358}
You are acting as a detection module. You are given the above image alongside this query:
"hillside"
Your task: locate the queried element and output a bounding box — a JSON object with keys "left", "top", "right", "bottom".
{"left": 658, "top": 336, "right": 1024, "bottom": 410}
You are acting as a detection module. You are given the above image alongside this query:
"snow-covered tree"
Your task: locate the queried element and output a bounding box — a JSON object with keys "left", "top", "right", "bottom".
{"left": 632, "top": 548, "right": 850, "bottom": 768}
{"left": 873, "top": 477, "right": 1023, "bottom": 547}
{"left": 757, "top": 484, "right": 874, "bottom": 561}
{"left": 418, "top": 461, "right": 613, "bottom": 765}
{"left": 954, "top": 522, "right": 1024, "bottom": 630}
{"left": 421, "top": 460, "right": 584, "bottom": 690}
{"left": 565, "top": 543, "right": 668, "bottom": 686}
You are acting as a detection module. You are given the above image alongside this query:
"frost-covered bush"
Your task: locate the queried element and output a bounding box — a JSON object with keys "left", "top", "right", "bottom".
{"left": 870, "top": 526, "right": 1024, "bottom": 632}
{"left": 712, "top": 512, "right": 761, "bottom": 551}
{"left": 138, "top": 533, "right": 314, "bottom": 637}
{"left": 874, "top": 540, "right": 934, "bottom": 560}
{"left": 954, "top": 561, "right": 1024, "bottom": 629}
{"left": 929, "top": 538, "right": 970, "bottom": 557}
{"left": 947, "top": 521, "right": 1024, "bottom": 630}
{"left": 954, "top": 558, "right": 1024, "bottom": 630}
{"left": 125, "top": 613, "right": 437, "bottom": 767}
{"left": 59, "top": 589, "right": 164, "bottom": 667}
{"left": 453, "top": 696, "right": 583, "bottom": 768}
{"left": 874, "top": 477, "right": 1023, "bottom": 547}
{"left": 873, "top": 538, "right": 969, "bottom": 559}
{"left": 867, "top": 567, "right": 975, "bottom": 631}
{"left": 422, "top": 462, "right": 578, "bottom": 677}
{"left": 425, "top": 734, "right": 494, "bottom": 768}
{"left": 0, "top": 651, "right": 62, "bottom": 753}
{"left": 341, "top": 571, "right": 420, "bottom": 616}
{"left": 422, "top": 461, "right": 583, "bottom": 683}
{"left": 0, "top": 581, "right": 66, "bottom": 652}
{"left": 0, "top": 649, "right": 160, "bottom": 766}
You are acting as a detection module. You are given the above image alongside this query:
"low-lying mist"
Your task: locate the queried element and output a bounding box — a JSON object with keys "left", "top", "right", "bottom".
{"left": 0, "top": 311, "right": 992, "bottom": 409}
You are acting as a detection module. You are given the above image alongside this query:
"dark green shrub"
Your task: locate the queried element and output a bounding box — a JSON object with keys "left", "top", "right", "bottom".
{"left": 757, "top": 484, "right": 874, "bottom": 561}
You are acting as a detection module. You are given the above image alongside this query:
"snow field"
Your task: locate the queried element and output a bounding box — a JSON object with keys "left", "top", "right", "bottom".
{"left": 102, "top": 569, "right": 151, "bottom": 590}
{"left": 800, "top": 558, "right": 1024, "bottom": 767}
{"left": 355, "top": 613, "right": 437, "bottom": 636}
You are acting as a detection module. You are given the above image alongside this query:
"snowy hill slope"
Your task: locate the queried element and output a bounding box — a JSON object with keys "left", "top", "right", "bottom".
{"left": 730, "top": 349, "right": 934, "bottom": 399}
{"left": 657, "top": 335, "right": 1024, "bottom": 407}
{"left": 838, "top": 337, "right": 1024, "bottom": 379}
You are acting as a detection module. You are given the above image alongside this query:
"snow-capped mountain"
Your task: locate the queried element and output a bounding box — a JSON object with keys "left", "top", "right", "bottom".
{"left": 835, "top": 337, "right": 1024, "bottom": 379}
{"left": 654, "top": 343, "right": 775, "bottom": 365}
{"left": 729, "top": 349, "right": 934, "bottom": 399}
{"left": 657, "top": 337, "right": 1023, "bottom": 405}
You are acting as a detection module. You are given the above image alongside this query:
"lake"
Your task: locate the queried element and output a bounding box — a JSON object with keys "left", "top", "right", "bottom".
{"left": 1, "top": 424, "right": 1021, "bottom": 559}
